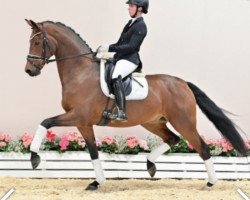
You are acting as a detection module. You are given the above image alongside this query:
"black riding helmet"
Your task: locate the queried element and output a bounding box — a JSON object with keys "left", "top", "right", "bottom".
{"left": 126, "top": 0, "right": 149, "bottom": 14}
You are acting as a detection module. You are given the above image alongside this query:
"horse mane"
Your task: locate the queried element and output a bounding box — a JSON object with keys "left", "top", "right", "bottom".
{"left": 42, "top": 20, "right": 93, "bottom": 53}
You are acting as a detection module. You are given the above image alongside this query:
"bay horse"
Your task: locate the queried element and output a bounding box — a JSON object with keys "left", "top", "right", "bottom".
{"left": 24, "top": 19, "right": 247, "bottom": 190}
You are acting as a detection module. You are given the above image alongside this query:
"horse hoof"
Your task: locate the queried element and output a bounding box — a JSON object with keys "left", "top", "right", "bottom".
{"left": 201, "top": 182, "right": 214, "bottom": 190}
{"left": 206, "top": 182, "right": 214, "bottom": 187}
{"left": 30, "top": 151, "right": 41, "bottom": 169}
{"left": 147, "top": 159, "right": 156, "bottom": 178}
{"left": 85, "top": 181, "right": 99, "bottom": 191}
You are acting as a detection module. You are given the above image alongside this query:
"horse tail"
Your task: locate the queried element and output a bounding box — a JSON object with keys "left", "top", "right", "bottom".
{"left": 187, "top": 82, "right": 247, "bottom": 156}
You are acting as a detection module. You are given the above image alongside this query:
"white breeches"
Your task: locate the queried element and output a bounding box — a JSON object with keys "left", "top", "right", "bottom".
{"left": 112, "top": 59, "right": 138, "bottom": 79}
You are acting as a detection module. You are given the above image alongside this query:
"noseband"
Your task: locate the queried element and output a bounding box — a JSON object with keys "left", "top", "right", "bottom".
{"left": 26, "top": 24, "right": 95, "bottom": 70}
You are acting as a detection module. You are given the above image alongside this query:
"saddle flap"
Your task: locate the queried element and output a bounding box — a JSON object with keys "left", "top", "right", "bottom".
{"left": 104, "top": 60, "right": 115, "bottom": 94}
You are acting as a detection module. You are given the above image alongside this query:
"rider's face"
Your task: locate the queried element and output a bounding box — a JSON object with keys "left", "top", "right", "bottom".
{"left": 128, "top": 4, "right": 137, "bottom": 17}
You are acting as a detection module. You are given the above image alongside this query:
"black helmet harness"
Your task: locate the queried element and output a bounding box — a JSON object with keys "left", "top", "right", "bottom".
{"left": 131, "top": 5, "right": 141, "bottom": 18}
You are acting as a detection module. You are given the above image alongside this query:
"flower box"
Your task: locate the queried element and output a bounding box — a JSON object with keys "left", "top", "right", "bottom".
{"left": 0, "top": 152, "right": 249, "bottom": 180}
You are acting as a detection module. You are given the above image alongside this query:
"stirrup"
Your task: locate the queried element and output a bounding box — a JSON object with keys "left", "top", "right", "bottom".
{"left": 116, "top": 110, "right": 128, "bottom": 121}
{"left": 109, "top": 111, "right": 128, "bottom": 122}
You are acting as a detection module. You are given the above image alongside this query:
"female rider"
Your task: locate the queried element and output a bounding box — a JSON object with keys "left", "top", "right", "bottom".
{"left": 98, "top": 0, "right": 149, "bottom": 121}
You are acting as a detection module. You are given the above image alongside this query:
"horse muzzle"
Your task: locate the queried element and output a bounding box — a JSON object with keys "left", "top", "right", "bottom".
{"left": 25, "top": 65, "right": 42, "bottom": 77}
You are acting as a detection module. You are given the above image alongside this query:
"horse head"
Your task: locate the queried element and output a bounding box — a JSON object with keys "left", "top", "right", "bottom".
{"left": 25, "top": 19, "right": 55, "bottom": 76}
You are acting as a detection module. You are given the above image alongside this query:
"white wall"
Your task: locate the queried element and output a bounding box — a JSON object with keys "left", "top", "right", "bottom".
{"left": 0, "top": 0, "right": 249, "bottom": 140}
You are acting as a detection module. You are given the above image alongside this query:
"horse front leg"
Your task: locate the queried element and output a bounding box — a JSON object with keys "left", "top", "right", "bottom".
{"left": 30, "top": 111, "right": 78, "bottom": 169}
{"left": 78, "top": 126, "right": 106, "bottom": 191}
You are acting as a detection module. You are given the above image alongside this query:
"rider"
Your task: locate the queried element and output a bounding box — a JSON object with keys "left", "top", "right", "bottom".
{"left": 98, "top": 0, "right": 149, "bottom": 121}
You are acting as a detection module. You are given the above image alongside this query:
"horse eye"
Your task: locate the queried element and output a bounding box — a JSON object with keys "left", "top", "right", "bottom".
{"left": 35, "top": 41, "right": 40, "bottom": 46}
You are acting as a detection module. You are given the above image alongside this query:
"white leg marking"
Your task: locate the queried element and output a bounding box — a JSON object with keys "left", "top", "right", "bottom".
{"left": 30, "top": 125, "right": 47, "bottom": 153}
{"left": 204, "top": 158, "right": 218, "bottom": 184}
{"left": 92, "top": 159, "right": 106, "bottom": 184}
{"left": 147, "top": 143, "right": 170, "bottom": 163}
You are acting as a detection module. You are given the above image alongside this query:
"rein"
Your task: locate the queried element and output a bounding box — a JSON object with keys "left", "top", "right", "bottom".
{"left": 45, "top": 52, "right": 96, "bottom": 64}
{"left": 27, "top": 24, "right": 97, "bottom": 67}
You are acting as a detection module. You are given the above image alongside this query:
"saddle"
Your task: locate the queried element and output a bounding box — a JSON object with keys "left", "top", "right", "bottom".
{"left": 105, "top": 59, "right": 132, "bottom": 96}
{"left": 97, "top": 52, "right": 148, "bottom": 101}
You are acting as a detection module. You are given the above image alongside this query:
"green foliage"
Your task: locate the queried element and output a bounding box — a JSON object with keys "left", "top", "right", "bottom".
{"left": 43, "top": 138, "right": 60, "bottom": 151}
{"left": 101, "top": 142, "right": 117, "bottom": 154}
{"left": 169, "top": 137, "right": 189, "bottom": 153}
{"left": 0, "top": 142, "right": 14, "bottom": 152}
{"left": 220, "top": 150, "right": 238, "bottom": 157}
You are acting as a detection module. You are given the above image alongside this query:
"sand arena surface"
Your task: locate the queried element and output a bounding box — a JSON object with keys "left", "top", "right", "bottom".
{"left": 0, "top": 177, "right": 249, "bottom": 200}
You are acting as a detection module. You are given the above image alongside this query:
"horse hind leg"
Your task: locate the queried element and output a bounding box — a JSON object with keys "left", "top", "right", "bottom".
{"left": 186, "top": 130, "right": 218, "bottom": 188}
{"left": 170, "top": 115, "right": 218, "bottom": 188}
{"left": 141, "top": 123, "right": 180, "bottom": 177}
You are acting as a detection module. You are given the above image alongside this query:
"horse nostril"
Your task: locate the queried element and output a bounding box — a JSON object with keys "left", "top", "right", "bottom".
{"left": 25, "top": 69, "right": 31, "bottom": 74}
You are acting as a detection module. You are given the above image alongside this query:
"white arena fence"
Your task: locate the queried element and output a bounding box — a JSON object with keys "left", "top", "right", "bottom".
{"left": 0, "top": 152, "right": 249, "bottom": 179}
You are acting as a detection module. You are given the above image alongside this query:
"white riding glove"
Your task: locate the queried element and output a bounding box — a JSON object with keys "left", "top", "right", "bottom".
{"left": 97, "top": 45, "right": 109, "bottom": 53}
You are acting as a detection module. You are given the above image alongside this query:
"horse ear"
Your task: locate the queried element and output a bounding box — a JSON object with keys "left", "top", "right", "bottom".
{"left": 25, "top": 19, "right": 40, "bottom": 31}
{"left": 25, "top": 19, "right": 32, "bottom": 27}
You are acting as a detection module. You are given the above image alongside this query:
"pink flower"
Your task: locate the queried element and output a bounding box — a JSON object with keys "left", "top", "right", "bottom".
{"left": 219, "top": 138, "right": 233, "bottom": 152}
{"left": 46, "top": 131, "right": 57, "bottom": 142}
{"left": 206, "top": 137, "right": 233, "bottom": 152}
{"left": 21, "top": 133, "right": 34, "bottom": 148}
{"left": 67, "top": 132, "right": 79, "bottom": 142}
{"left": 0, "top": 133, "right": 5, "bottom": 141}
{"left": 0, "top": 133, "right": 12, "bottom": 142}
{"left": 0, "top": 141, "right": 6, "bottom": 147}
{"left": 206, "top": 139, "right": 219, "bottom": 146}
{"left": 4, "top": 134, "right": 12, "bottom": 142}
{"left": 102, "top": 136, "right": 114, "bottom": 145}
{"left": 139, "top": 139, "right": 149, "bottom": 150}
{"left": 126, "top": 136, "right": 139, "bottom": 149}
{"left": 59, "top": 134, "right": 69, "bottom": 150}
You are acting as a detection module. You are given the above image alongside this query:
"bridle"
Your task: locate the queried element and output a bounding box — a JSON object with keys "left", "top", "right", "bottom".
{"left": 27, "top": 24, "right": 95, "bottom": 70}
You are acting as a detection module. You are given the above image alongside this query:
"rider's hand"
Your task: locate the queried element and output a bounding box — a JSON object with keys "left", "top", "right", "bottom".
{"left": 97, "top": 45, "right": 109, "bottom": 53}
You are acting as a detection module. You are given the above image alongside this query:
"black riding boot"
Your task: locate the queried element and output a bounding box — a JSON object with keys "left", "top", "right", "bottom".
{"left": 112, "top": 77, "right": 128, "bottom": 121}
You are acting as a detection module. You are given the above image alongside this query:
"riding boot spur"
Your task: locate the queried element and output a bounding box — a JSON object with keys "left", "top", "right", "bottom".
{"left": 112, "top": 76, "right": 128, "bottom": 121}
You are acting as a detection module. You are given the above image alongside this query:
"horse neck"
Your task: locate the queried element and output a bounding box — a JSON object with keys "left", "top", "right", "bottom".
{"left": 47, "top": 25, "right": 99, "bottom": 87}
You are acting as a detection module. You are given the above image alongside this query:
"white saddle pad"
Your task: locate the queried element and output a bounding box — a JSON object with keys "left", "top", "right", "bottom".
{"left": 100, "top": 60, "right": 148, "bottom": 100}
